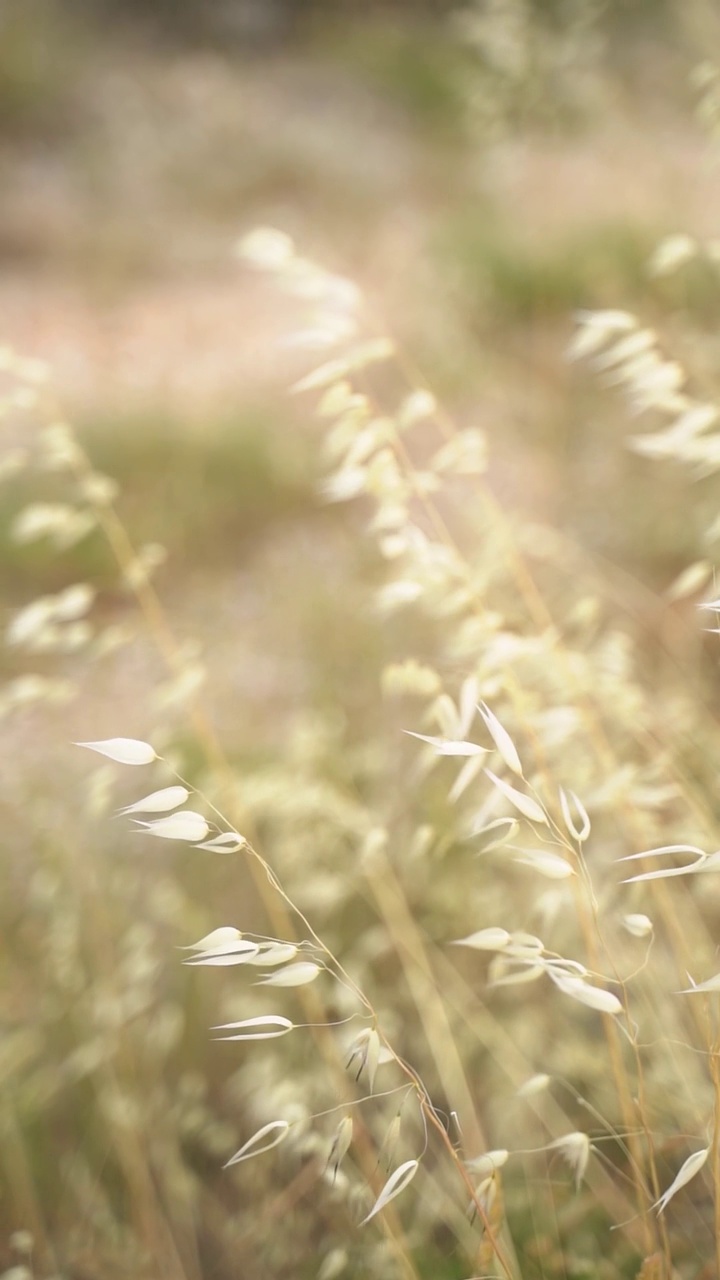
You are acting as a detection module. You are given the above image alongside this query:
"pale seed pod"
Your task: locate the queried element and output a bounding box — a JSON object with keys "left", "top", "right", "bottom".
{"left": 547, "top": 1132, "right": 591, "bottom": 1189}
{"left": 622, "top": 913, "right": 653, "bottom": 938}
{"left": 326, "top": 1116, "right": 353, "bottom": 1183}
{"left": 559, "top": 787, "right": 591, "bottom": 843}
{"left": 76, "top": 738, "right": 157, "bottom": 766}
{"left": 345, "top": 1028, "right": 381, "bottom": 1092}
{"left": 360, "top": 1159, "right": 419, "bottom": 1226}
{"left": 653, "top": 1148, "right": 709, "bottom": 1214}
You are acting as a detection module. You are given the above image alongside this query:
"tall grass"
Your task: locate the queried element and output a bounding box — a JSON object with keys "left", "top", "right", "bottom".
{"left": 3, "top": 6, "right": 720, "bottom": 1274}
{"left": 3, "top": 187, "right": 720, "bottom": 1279}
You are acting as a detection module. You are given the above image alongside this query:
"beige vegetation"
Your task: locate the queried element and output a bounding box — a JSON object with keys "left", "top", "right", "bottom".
{"left": 4, "top": 3, "right": 720, "bottom": 1279}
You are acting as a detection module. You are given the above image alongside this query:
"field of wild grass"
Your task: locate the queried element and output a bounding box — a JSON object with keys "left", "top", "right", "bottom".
{"left": 5, "top": 3, "right": 720, "bottom": 1278}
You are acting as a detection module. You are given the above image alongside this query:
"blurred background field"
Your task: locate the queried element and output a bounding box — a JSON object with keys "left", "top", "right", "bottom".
{"left": 3, "top": 2, "right": 720, "bottom": 1278}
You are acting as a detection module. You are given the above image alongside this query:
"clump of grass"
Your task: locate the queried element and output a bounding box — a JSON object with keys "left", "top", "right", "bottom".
{"left": 7, "top": 11, "right": 720, "bottom": 1263}
{"left": 5, "top": 205, "right": 720, "bottom": 1280}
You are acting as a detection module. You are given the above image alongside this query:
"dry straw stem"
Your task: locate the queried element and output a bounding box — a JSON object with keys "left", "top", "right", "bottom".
{"left": 365, "top": 852, "right": 648, "bottom": 1235}
{"left": 361, "top": 299, "right": 720, "bottom": 1261}
{"left": 347, "top": 790, "right": 641, "bottom": 1234}
{"left": 54, "top": 821, "right": 205, "bottom": 1280}
{"left": 192, "top": 280, "right": 661, "bottom": 1259}
{"left": 1, "top": 385, "right": 603, "bottom": 1280}
{"left": 0, "top": 411, "right": 209, "bottom": 1276}
{"left": 452, "top": 482, "right": 703, "bottom": 1258}
{"left": 707, "top": 1009, "right": 720, "bottom": 1280}
{"left": 28, "top": 410, "right": 511, "bottom": 1270}
{"left": 365, "top": 852, "right": 521, "bottom": 1275}
{"left": 18, "top": 210, "right": 720, "bottom": 1274}
{"left": 365, "top": 319, "right": 719, "bottom": 1065}
{"left": 21, "top": 389, "right": 424, "bottom": 1277}
{"left": 573, "top": 304, "right": 720, "bottom": 1241}
{"left": 92, "top": 490, "right": 529, "bottom": 1271}
{"left": 327, "top": 329, "right": 666, "bottom": 1255}
{"left": 38, "top": 386, "right": 520, "bottom": 1272}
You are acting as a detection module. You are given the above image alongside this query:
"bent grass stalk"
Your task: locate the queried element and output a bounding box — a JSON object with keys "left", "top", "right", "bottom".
{"left": 20, "top": 364, "right": 668, "bottom": 1275}
{"left": 8, "top": 212, "right": 720, "bottom": 1275}
{"left": 358, "top": 287, "right": 720, "bottom": 1266}
{"left": 19, "top": 393, "right": 426, "bottom": 1277}
{"left": 8, "top": 342, "right": 529, "bottom": 1270}
{"left": 52, "top": 427, "right": 514, "bottom": 1273}
{"left": 346, "top": 333, "right": 666, "bottom": 1256}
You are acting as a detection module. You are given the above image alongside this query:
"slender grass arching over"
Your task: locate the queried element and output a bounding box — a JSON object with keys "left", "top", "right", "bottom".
{"left": 5, "top": 7, "right": 720, "bottom": 1276}
{"left": 8, "top": 208, "right": 720, "bottom": 1275}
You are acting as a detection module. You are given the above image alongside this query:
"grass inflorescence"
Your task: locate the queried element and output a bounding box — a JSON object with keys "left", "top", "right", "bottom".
{"left": 4, "top": 10, "right": 720, "bottom": 1278}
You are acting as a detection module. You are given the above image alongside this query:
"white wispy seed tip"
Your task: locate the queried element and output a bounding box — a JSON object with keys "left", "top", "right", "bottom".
{"left": 75, "top": 738, "right": 157, "bottom": 766}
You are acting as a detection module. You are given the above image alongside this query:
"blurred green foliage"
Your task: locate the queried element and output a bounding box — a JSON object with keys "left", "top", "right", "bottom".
{"left": 0, "top": 0, "right": 88, "bottom": 136}
{"left": 438, "top": 215, "right": 656, "bottom": 322}
{"left": 0, "top": 410, "right": 316, "bottom": 596}
{"left": 320, "top": 21, "right": 468, "bottom": 138}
